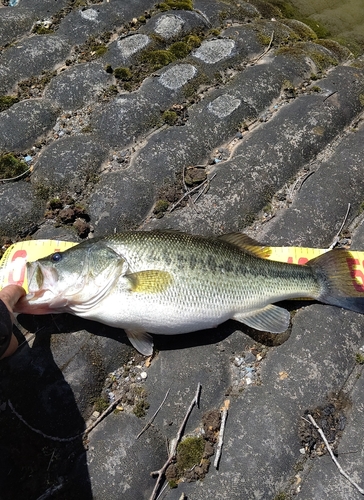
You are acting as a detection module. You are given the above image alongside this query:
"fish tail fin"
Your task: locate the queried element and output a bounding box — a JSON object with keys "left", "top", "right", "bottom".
{"left": 308, "top": 250, "right": 364, "bottom": 313}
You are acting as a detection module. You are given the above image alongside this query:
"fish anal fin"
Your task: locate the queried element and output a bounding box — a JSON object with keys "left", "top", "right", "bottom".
{"left": 125, "top": 329, "right": 154, "bottom": 356}
{"left": 219, "top": 233, "right": 271, "bottom": 259}
{"left": 233, "top": 304, "right": 290, "bottom": 333}
{"left": 127, "top": 270, "right": 173, "bottom": 293}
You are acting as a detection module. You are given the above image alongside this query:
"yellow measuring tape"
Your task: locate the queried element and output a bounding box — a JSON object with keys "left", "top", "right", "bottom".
{"left": 0, "top": 239, "right": 364, "bottom": 293}
{"left": 0, "top": 240, "right": 77, "bottom": 292}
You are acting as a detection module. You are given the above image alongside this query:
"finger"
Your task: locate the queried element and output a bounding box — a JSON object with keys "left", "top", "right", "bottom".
{"left": 0, "top": 285, "right": 26, "bottom": 310}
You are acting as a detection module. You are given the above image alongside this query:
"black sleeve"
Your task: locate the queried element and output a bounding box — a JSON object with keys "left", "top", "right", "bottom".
{"left": 0, "top": 299, "right": 13, "bottom": 358}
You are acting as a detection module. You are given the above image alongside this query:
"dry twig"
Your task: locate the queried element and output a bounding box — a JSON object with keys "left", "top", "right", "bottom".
{"left": 328, "top": 203, "right": 351, "bottom": 250}
{"left": 137, "top": 388, "right": 170, "bottom": 439}
{"left": 214, "top": 399, "right": 230, "bottom": 469}
{"left": 253, "top": 31, "right": 274, "bottom": 63}
{"left": 8, "top": 392, "right": 125, "bottom": 442}
{"left": 307, "top": 414, "right": 364, "bottom": 495}
{"left": 149, "top": 383, "right": 202, "bottom": 500}
{"left": 168, "top": 174, "right": 216, "bottom": 212}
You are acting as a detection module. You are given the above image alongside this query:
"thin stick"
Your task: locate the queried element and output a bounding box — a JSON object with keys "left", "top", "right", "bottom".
{"left": 149, "top": 383, "right": 202, "bottom": 500}
{"left": 8, "top": 399, "right": 82, "bottom": 442}
{"left": 328, "top": 203, "right": 351, "bottom": 250}
{"left": 253, "top": 31, "right": 274, "bottom": 63}
{"left": 47, "top": 449, "right": 56, "bottom": 471}
{"left": 214, "top": 399, "right": 230, "bottom": 469}
{"left": 36, "top": 480, "right": 65, "bottom": 500}
{"left": 83, "top": 394, "right": 124, "bottom": 436}
{"left": 168, "top": 176, "right": 216, "bottom": 212}
{"left": 8, "top": 392, "right": 125, "bottom": 441}
{"left": 137, "top": 388, "right": 170, "bottom": 439}
{"left": 194, "top": 173, "right": 217, "bottom": 203}
{"left": 0, "top": 166, "right": 32, "bottom": 183}
{"left": 307, "top": 414, "right": 364, "bottom": 495}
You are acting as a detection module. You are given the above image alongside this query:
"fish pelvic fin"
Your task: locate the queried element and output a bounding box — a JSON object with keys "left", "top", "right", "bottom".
{"left": 218, "top": 233, "right": 272, "bottom": 259}
{"left": 125, "top": 329, "right": 154, "bottom": 356}
{"left": 127, "top": 270, "right": 173, "bottom": 294}
{"left": 233, "top": 304, "right": 290, "bottom": 333}
{"left": 309, "top": 250, "right": 364, "bottom": 313}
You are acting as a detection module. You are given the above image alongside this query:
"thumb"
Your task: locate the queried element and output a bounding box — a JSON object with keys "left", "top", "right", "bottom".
{"left": 0, "top": 285, "right": 26, "bottom": 311}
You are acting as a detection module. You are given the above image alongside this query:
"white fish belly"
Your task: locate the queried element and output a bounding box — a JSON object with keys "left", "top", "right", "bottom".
{"left": 72, "top": 288, "right": 233, "bottom": 335}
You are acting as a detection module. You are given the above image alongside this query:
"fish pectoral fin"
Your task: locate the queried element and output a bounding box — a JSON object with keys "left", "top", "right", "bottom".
{"left": 126, "top": 270, "right": 173, "bottom": 294}
{"left": 218, "top": 233, "right": 271, "bottom": 259}
{"left": 125, "top": 329, "right": 154, "bottom": 356}
{"left": 233, "top": 304, "right": 290, "bottom": 333}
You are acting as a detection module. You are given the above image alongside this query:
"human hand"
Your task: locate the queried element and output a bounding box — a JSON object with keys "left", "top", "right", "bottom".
{"left": 0, "top": 285, "right": 26, "bottom": 359}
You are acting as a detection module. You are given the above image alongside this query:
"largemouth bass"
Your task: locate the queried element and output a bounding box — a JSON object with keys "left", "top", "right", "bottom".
{"left": 15, "top": 232, "right": 364, "bottom": 355}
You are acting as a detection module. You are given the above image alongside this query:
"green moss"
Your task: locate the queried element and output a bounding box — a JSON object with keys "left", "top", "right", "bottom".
{"left": 182, "top": 71, "right": 209, "bottom": 98}
{"left": 47, "top": 197, "right": 62, "bottom": 210}
{"left": 143, "top": 49, "right": 176, "bottom": 70}
{"left": 276, "top": 45, "right": 305, "bottom": 58}
{"left": 162, "top": 110, "right": 178, "bottom": 125}
{"left": 34, "top": 184, "right": 52, "bottom": 200}
{"left": 316, "top": 39, "right": 350, "bottom": 61}
{"left": 158, "top": 0, "right": 193, "bottom": 10}
{"left": 302, "top": 18, "right": 330, "bottom": 38}
{"left": 91, "top": 44, "right": 107, "bottom": 57}
{"left": 359, "top": 94, "right": 364, "bottom": 107}
{"left": 209, "top": 28, "right": 221, "bottom": 37}
{"left": 336, "top": 37, "right": 363, "bottom": 58}
{"left": 309, "top": 50, "right": 337, "bottom": 71}
{"left": 257, "top": 33, "right": 272, "bottom": 46}
{"left": 0, "top": 95, "right": 19, "bottom": 112}
{"left": 355, "top": 353, "right": 364, "bottom": 365}
{"left": 247, "top": 0, "right": 282, "bottom": 19}
{"left": 114, "top": 67, "right": 133, "bottom": 80}
{"left": 102, "top": 85, "right": 119, "bottom": 100}
{"left": 33, "top": 25, "right": 54, "bottom": 35}
{"left": 169, "top": 41, "right": 191, "bottom": 59}
{"left": 269, "top": 0, "right": 298, "bottom": 19}
{"left": 176, "top": 436, "right": 205, "bottom": 474}
{"left": 0, "top": 154, "right": 28, "bottom": 180}
{"left": 282, "top": 19, "right": 317, "bottom": 41}
{"left": 273, "top": 494, "right": 287, "bottom": 500}
{"left": 185, "top": 34, "right": 201, "bottom": 49}
{"left": 154, "top": 199, "right": 169, "bottom": 215}
{"left": 93, "top": 396, "right": 109, "bottom": 413}
{"left": 133, "top": 399, "right": 150, "bottom": 418}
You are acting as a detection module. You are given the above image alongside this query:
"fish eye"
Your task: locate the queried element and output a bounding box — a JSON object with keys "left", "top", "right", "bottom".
{"left": 51, "top": 252, "right": 63, "bottom": 263}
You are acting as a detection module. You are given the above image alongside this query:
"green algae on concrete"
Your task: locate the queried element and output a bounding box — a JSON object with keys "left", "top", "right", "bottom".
{"left": 0, "top": 95, "right": 19, "bottom": 112}
{"left": 0, "top": 154, "right": 29, "bottom": 181}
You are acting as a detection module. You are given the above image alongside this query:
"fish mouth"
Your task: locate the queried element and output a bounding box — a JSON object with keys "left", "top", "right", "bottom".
{"left": 27, "top": 262, "right": 59, "bottom": 294}
{"left": 14, "top": 262, "right": 66, "bottom": 314}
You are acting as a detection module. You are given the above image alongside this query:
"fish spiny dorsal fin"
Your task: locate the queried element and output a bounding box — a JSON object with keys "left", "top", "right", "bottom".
{"left": 127, "top": 270, "right": 173, "bottom": 293}
{"left": 218, "top": 233, "right": 272, "bottom": 259}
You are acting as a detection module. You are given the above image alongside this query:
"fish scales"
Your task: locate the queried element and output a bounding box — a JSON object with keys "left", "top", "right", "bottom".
{"left": 15, "top": 231, "right": 364, "bottom": 355}
{"left": 103, "top": 232, "right": 319, "bottom": 311}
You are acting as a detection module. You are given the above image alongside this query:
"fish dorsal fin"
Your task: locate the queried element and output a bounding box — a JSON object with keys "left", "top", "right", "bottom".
{"left": 125, "top": 329, "right": 154, "bottom": 356}
{"left": 126, "top": 270, "right": 173, "bottom": 293}
{"left": 218, "top": 233, "right": 271, "bottom": 259}
{"left": 233, "top": 304, "right": 290, "bottom": 333}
